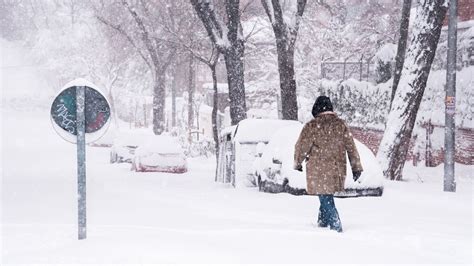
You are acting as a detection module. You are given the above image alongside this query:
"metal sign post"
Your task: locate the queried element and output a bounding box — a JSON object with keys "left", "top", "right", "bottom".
{"left": 444, "top": 0, "right": 457, "bottom": 192}
{"left": 50, "top": 79, "right": 111, "bottom": 240}
{"left": 76, "top": 86, "right": 87, "bottom": 239}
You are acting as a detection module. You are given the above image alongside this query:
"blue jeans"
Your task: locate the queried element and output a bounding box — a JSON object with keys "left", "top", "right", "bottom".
{"left": 318, "top": 195, "right": 343, "bottom": 232}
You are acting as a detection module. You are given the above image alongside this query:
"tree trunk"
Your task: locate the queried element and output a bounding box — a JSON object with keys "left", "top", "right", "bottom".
{"left": 152, "top": 72, "right": 166, "bottom": 135}
{"left": 276, "top": 43, "right": 298, "bottom": 120}
{"left": 188, "top": 54, "right": 195, "bottom": 141}
{"left": 261, "top": 0, "right": 306, "bottom": 121}
{"left": 171, "top": 67, "right": 177, "bottom": 128}
{"left": 189, "top": 0, "right": 248, "bottom": 126}
{"left": 107, "top": 87, "right": 119, "bottom": 129}
{"left": 224, "top": 42, "right": 247, "bottom": 125}
{"left": 376, "top": 0, "right": 447, "bottom": 181}
{"left": 391, "top": 0, "right": 412, "bottom": 106}
{"left": 211, "top": 64, "right": 219, "bottom": 160}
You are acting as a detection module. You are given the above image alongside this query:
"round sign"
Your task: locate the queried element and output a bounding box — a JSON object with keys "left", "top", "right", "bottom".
{"left": 50, "top": 84, "right": 111, "bottom": 144}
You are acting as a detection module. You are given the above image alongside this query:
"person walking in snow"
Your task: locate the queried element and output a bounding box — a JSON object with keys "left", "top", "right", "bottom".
{"left": 294, "top": 96, "right": 363, "bottom": 233}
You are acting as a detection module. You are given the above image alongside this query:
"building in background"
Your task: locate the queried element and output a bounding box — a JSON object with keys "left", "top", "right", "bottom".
{"left": 438, "top": 0, "right": 474, "bottom": 67}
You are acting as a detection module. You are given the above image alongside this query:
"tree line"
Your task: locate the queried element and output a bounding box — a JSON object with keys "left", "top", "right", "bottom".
{"left": 0, "top": 0, "right": 451, "bottom": 181}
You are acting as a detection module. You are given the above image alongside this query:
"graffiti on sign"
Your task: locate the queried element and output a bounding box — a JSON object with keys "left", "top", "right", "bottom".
{"left": 51, "top": 86, "right": 110, "bottom": 136}
{"left": 55, "top": 103, "right": 76, "bottom": 134}
{"left": 50, "top": 85, "right": 111, "bottom": 144}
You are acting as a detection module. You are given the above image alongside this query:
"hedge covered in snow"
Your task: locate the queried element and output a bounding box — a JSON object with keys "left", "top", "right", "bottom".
{"left": 298, "top": 78, "right": 390, "bottom": 129}
{"left": 298, "top": 66, "right": 473, "bottom": 130}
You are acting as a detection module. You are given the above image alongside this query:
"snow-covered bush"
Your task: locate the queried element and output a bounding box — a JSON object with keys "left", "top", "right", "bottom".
{"left": 374, "top": 44, "right": 396, "bottom": 84}
{"left": 298, "top": 79, "right": 391, "bottom": 129}
{"left": 418, "top": 66, "right": 474, "bottom": 129}
{"left": 298, "top": 65, "right": 473, "bottom": 130}
{"left": 433, "top": 25, "right": 474, "bottom": 70}
{"left": 188, "top": 139, "right": 215, "bottom": 158}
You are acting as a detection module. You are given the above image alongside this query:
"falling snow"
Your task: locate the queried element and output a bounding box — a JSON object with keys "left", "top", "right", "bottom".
{"left": 1, "top": 0, "right": 473, "bottom": 264}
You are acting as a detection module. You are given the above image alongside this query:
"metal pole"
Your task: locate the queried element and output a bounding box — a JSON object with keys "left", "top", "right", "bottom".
{"left": 76, "top": 86, "right": 87, "bottom": 239}
{"left": 426, "top": 120, "right": 432, "bottom": 167}
{"left": 444, "top": 0, "right": 457, "bottom": 192}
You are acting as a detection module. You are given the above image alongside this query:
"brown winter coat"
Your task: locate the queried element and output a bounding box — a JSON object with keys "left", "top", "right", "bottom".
{"left": 294, "top": 112, "right": 363, "bottom": 195}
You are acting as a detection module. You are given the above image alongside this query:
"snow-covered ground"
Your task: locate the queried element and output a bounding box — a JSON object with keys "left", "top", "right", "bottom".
{"left": 1, "top": 108, "right": 473, "bottom": 264}
{"left": 1, "top": 38, "right": 473, "bottom": 264}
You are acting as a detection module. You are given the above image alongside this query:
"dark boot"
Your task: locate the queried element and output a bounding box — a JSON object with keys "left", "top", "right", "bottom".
{"left": 317, "top": 195, "right": 329, "bottom": 228}
{"left": 317, "top": 209, "right": 328, "bottom": 228}
{"left": 326, "top": 196, "right": 343, "bottom": 233}
{"left": 318, "top": 195, "right": 343, "bottom": 232}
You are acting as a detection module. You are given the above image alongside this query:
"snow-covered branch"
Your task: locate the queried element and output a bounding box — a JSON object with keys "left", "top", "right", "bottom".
{"left": 121, "top": 0, "right": 160, "bottom": 70}
{"left": 96, "top": 15, "right": 152, "bottom": 69}
{"left": 189, "top": 0, "right": 229, "bottom": 51}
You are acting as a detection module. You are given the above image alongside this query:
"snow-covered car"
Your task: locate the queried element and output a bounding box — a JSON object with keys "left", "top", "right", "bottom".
{"left": 110, "top": 130, "right": 151, "bottom": 163}
{"left": 131, "top": 135, "right": 187, "bottom": 173}
{"left": 254, "top": 124, "right": 384, "bottom": 197}
{"left": 216, "top": 119, "right": 301, "bottom": 187}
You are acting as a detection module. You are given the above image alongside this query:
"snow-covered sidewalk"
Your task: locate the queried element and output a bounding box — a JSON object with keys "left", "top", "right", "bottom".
{"left": 1, "top": 109, "right": 473, "bottom": 264}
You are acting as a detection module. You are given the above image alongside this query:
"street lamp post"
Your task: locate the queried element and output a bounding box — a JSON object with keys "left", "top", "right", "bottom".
{"left": 444, "top": 0, "right": 457, "bottom": 192}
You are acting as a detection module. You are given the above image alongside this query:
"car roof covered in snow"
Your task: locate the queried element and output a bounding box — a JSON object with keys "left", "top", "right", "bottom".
{"left": 232, "top": 119, "right": 301, "bottom": 144}
{"left": 113, "top": 129, "right": 156, "bottom": 147}
{"left": 136, "top": 134, "right": 184, "bottom": 154}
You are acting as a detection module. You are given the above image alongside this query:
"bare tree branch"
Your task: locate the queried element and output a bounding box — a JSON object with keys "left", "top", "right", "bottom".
{"left": 189, "top": 0, "right": 226, "bottom": 51}
{"left": 121, "top": 0, "right": 159, "bottom": 68}
{"left": 95, "top": 15, "right": 152, "bottom": 69}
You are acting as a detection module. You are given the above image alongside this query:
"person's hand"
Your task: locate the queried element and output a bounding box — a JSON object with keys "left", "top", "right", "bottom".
{"left": 353, "top": 170, "right": 362, "bottom": 182}
{"left": 295, "top": 164, "right": 303, "bottom": 172}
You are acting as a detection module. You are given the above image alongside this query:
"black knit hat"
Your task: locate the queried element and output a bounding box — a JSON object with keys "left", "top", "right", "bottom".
{"left": 312, "top": 96, "right": 333, "bottom": 117}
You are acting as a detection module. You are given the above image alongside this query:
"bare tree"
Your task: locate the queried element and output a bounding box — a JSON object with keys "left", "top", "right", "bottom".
{"left": 193, "top": 47, "right": 221, "bottom": 159}
{"left": 170, "top": 32, "right": 221, "bottom": 157}
{"left": 83, "top": 55, "right": 130, "bottom": 129}
{"left": 158, "top": 3, "right": 222, "bottom": 168}
{"left": 261, "top": 0, "right": 307, "bottom": 120}
{"left": 96, "top": 0, "right": 177, "bottom": 134}
{"left": 391, "top": 0, "right": 412, "bottom": 106}
{"left": 153, "top": 1, "right": 199, "bottom": 132}
{"left": 187, "top": 53, "right": 196, "bottom": 142}
{"left": 190, "top": 0, "right": 247, "bottom": 125}
{"left": 377, "top": 0, "right": 447, "bottom": 181}
{"left": 185, "top": 46, "right": 221, "bottom": 160}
